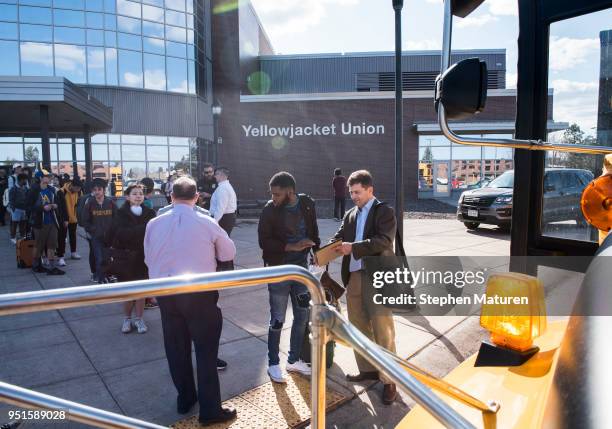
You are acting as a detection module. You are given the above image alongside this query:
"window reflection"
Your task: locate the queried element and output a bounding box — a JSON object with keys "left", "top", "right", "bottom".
{"left": 143, "top": 36, "right": 165, "bottom": 54}
{"left": 108, "top": 144, "right": 121, "bottom": 159}
{"left": 143, "top": 0, "right": 163, "bottom": 8}
{"left": 147, "top": 145, "right": 168, "bottom": 161}
{"left": 143, "top": 20, "right": 164, "bottom": 38}
{"left": 55, "top": 0, "right": 84, "bottom": 9}
{"left": 118, "top": 32, "right": 141, "bottom": 50}
{"left": 55, "top": 44, "right": 86, "bottom": 83}
{"left": 0, "top": 4, "right": 18, "bottom": 22}
{"left": 117, "top": 15, "right": 140, "bottom": 34}
{"left": 146, "top": 136, "right": 167, "bottom": 144}
{"left": 165, "top": 25, "right": 185, "bottom": 43}
{"left": 117, "top": 0, "right": 141, "bottom": 19}
{"left": 104, "top": 30, "right": 116, "bottom": 47}
{"left": 104, "top": 13, "right": 116, "bottom": 30}
{"left": 121, "top": 135, "right": 145, "bottom": 144}
{"left": 165, "top": 0, "right": 184, "bottom": 12}
{"left": 148, "top": 162, "right": 169, "bottom": 179}
{"left": 87, "top": 29, "right": 104, "bottom": 45}
{"left": 103, "top": 0, "right": 115, "bottom": 13}
{"left": 58, "top": 144, "right": 73, "bottom": 160}
{"left": 169, "top": 145, "right": 188, "bottom": 161}
{"left": 144, "top": 53, "right": 166, "bottom": 90}
{"left": 167, "top": 56, "right": 187, "bottom": 92}
{"left": 21, "top": 42, "right": 53, "bottom": 76}
{"left": 0, "top": 144, "right": 24, "bottom": 162}
{"left": 123, "top": 161, "right": 146, "bottom": 180}
{"left": 0, "top": 22, "right": 18, "bottom": 39}
{"left": 86, "top": 12, "right": 104, "bottom": 29}
{"left": 87, "top": 46, "right": 105, "bottom": 84}
{"left": 166, "top": 40, "right": 186, "bottom": 58}
{"left": 54, "top": 9, "right": 85, "bottom": 27}
{"left": 0, "top": 41, "right": 19, "bottom": 75}
{"left": 20, "top": 23, "right": 52, "bottom": 41}
{"left": 143, "top": 4, "right": 164, "bottom": 22}
{"left": 118, "top": 49, "right": 142, "bottom": 87}
{"left": 166, "top": 9, "right": 185, "bottom": 26}
{"left": 105, "top": 47, "right": 118, "bottom": 84}
{"left": 86, "top": 0, "right": 103, "bottom": 12}
{"left": 55, "top": 27, "right": 86, "bottom": 44}
{"left": 19, "top": 6, "right": 52, "bottom": 25}
{"left": 92, "top": 144, "right": 108, "bottom": 160}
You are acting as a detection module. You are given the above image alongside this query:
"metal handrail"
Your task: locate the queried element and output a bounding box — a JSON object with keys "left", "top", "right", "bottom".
{"left": 438, "top": 0, "right": 612, "bottom": 155}
{"left": 0, "top": 265, "right": 477, "bottom": 428}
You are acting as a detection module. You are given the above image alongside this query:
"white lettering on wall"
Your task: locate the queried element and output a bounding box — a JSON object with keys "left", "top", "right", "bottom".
{"left": 241, "top": 122, "right": 385, "bottom": 139}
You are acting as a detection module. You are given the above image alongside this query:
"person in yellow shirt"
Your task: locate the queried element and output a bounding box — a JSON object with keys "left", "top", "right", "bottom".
{"left": 56, "top": 177, "right": 83, "bottom": 266}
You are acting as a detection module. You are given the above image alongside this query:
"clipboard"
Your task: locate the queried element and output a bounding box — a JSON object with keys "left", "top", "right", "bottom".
{"left": 315, "top": 240, "right": 342, "bottom": 266}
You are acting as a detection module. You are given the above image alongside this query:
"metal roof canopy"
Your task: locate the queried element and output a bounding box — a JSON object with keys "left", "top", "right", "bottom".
{"left": 0, "top": 76, "right": 112, "bottom": 133}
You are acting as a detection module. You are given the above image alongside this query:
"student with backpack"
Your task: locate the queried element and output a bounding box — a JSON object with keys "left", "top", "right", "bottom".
{"left": 8, "top": 174, "right": 29, "bottom": 244}
{"left": 82, "top": 178, "right": 116, "bottom": 283}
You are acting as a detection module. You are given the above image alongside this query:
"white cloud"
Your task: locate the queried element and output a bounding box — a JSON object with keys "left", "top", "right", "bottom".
{"left": 123, "top": 72, "right": 143, "bottom": 87}
{"left": 20, "top": 42, "right": 53, "bottom": 67}
{"left": 145, "top": 69, "right": 167, "bottom": 90}
{"left": 251, "top": 0, "right": 359, "bottom": 37}
{"left": 550, "top": 79, "right": 599, "bottom": 133}
{"left": 487, "top": 0, "right": 517, "bottom": 16}
{"left": 549, "top": 37, "right": 599, "bottom": 71}
{"left": 88, "top": 49, "right": 105, "bottom": 69}
{"left": 456, "top": 13, "right": 498, "bottom": 29}
{"left": 169, "top": 79, "right": 188, "bottom": 93}
{"left": 551, "top": 79, "right": 598, "bottom": 94}
{"left": 404, "top": 39, "right": 441, "bottom": 50}
{"left": 54, "top": 44, "right": 85, "bottom": 72}
{"left": 505, "top": 72, "right": 517, "bottom": 89}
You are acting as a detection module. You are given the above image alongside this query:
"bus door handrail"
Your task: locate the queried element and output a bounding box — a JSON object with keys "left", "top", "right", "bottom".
{"left": 0, "top": 265, "right": 477, "bottom": 429}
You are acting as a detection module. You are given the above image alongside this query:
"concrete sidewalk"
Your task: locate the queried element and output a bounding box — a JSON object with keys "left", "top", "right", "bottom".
{"left": 0, "top": 218, "right": 509, "bottom": 428}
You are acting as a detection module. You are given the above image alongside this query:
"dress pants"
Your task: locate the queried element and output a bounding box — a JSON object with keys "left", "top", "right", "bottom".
{"left": 346, "top": 271, "right": 396, "bottom": 383}
{"left": 158, "top": 291, "right": 223, "bottom": 420}
{"left": 218, "top": 213, "right": 236, "bottom": 237}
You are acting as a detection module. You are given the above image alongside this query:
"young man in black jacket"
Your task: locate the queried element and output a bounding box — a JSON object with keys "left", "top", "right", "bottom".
{"left": 257, "top": 171, "right": 320, "bottom": 384}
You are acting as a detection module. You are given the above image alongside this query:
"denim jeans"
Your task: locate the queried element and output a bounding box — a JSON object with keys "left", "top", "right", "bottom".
{"left": 268, "top": 260, "right": 310, "bottom": 366}
{"left": 91, "top": 237, "right": 109, "bottom": 282}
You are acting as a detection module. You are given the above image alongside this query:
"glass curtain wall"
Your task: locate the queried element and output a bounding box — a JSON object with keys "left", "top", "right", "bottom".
{"left": 0, "top": 0, "right": 205, "bottom": 96}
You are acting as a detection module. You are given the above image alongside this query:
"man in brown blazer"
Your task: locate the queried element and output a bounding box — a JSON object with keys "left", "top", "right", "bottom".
{"left": 332, "top": 169, "right": 398, "bottom": 404}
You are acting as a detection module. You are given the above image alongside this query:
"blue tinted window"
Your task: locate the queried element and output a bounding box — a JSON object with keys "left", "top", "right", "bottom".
{"left": 104, "top": 30, "right": 116, "bottom": 46}
{"left": 142, "top": 0, "right": 163, "bottom": 7}
{"left": 0, "top": 4, "right": 17, "bottom": 21}
{"left": 143, "top": 36, "right": 164, "bottom": 54}
{"left": 186, "top": 0, "right": 192, "bottom": 14}
{"left": 166, "top": 40, "right": 185, "bottom": 58}
{"left": 142, "top": 4, "right": 163, "bottom": 22}
{"left": 86, "top": 0, "right": 103, "bottom": 12}
{"left": 103, "top": 0, "right": 115, "bottom": 13}
{"left": 87, "top": 46, "right": 105, "bottom": 84}
{"left": 187, "top": 60, "right": 195, "bottom": 94}
{"left": 87, "top": 29, "right": 104, "bottom": 45}
{"left": 117, "top": 0, "right": 140, "bottom": 18}
{"left": 54, "top": 0, "right": 84, "bottom": 9}
{"left": 19, "top": 6, "right": 51, "bottom": 25}
{"left": 165, "top": 9, "right": 184, "bottom": 26}
{"left": 186, "top": 13, "right": 193, "bottom": 29}
{"left": 86, "top": 12, "right": 103, "bottom": 29}
{"left": 165, "top": 25, "right": 185, "bottom": 42}
{"left": 55, "top": 26, "right": 85, "bottom": 44}
{"left": 20, "top": 41, "right": 53, "bottom": 75}
{"left": 0, "top": 41, "right": 19, "bottom": 74}
{"left": 105, "top": 47, "right": 117, "bottom": 84}
{"left": 20, "top": 23, "right": 52, "bottom": 41}
{"left": 144, "top": 53, "right": 165, "bottom": 90}
{"left": 186, "top": 28, "right": 193, "bottom": 44}
{"left": 104, "top": 13, "right": 116, "bottom": 30}
{"left": 187, "top": 43, "right": 195, "bottom": 60}
{"left": 166, "top": 56, "right": 186, "bottom": 93}
{"left": 117, "top": 15, "right": 140, "bottom": 34}
{"left": 0, "top": 21, "right": 17, "bottom": 39}
{"left": 55, "top": 44, "right": 86, "bottom": 82}
{"left": 54, "top": 9, "right": 85, "bottom": 27}
{"left": 20, "top": 0, "right": 51, "bottom": 6}
{"left": 142, "top": 20, "right": 163, "bottom": 38}
{"left": 117, "top": 32, "right": 141, "bottom": 50}
{"left": 165, "top": 0, "right": 184, "bottom": 12}
{"left": 118, "top": 49, "right": 142, "bottom": 87}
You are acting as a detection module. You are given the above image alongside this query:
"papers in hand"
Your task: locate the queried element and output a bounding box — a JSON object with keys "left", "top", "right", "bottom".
{"left": 315, "top": 240, "right": 342, "bottom": 266}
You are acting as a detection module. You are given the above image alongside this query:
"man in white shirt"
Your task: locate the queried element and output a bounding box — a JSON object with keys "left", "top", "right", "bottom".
{"left": 144, "top": 176, "right": 237, "bottom": 425}
{"left": 209, "top": 167, "right": 237, "bottom": 236}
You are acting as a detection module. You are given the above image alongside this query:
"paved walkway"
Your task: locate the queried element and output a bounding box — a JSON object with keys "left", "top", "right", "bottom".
{"left": 0, "top": 219, "right": 509, "bottom": 428}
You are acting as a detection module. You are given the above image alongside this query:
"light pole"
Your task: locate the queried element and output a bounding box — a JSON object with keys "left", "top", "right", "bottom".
{"left": 211, "top": 101, "right": 223, "bottom": 166}
{"left": 393, "top": 0, "right": 404, "bottom": 249}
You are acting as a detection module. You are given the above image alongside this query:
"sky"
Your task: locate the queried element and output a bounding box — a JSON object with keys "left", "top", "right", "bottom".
{"left": 250, "top": 0, "right": 611, "bottom": 138}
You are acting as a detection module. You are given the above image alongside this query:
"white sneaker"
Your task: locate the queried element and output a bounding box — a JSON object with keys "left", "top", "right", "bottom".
{"left": 121, "top": 318, "right": 132, "bottom": 333}
{"left": 268, "top": 364, "right": 288, "bottom": 383}
{"left": 57, "top": 258, "right": 66, "bottom": 267}
{"left": 286, "top": 360, "right": 312, "bottom": 376}
{"left": 10, "top": 238, "right": 16, "bottom": 244}
{"left": 133, "top": 318, "right": 148, "bottom": 334}
{"left": 71, "top": 252, "right": 81, "bottom": 260}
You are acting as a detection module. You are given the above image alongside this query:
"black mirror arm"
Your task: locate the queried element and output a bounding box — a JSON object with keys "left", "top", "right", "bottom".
{"left": 438, "top": 0, "right": 612, "bottom": 156}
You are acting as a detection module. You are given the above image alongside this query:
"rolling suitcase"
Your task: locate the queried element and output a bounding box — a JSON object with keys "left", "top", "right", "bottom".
{"left": 16, "top": 238, "right": 35, "bottom": 268}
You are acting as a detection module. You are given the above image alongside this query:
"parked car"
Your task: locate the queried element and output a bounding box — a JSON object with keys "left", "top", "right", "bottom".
{"left": 457, "top": 168, "right": 594, "bottom": 231}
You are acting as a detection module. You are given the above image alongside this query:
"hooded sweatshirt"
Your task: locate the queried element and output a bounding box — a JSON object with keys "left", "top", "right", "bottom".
{"left": 82, "top": 196, "right": 115, "bottom": 240}
{"left": 58, "top": 183, "right": 81, "bottom": 224}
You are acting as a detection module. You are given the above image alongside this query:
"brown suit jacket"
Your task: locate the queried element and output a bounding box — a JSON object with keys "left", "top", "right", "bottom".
{"left": 333, "top": 198, "right": 397, "bottom": 286}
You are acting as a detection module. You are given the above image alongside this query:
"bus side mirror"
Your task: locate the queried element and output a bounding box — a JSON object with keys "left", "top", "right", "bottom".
{"left": 435, "top": 57, "right": 488, "bottom": 121}
{"left": 449, "top": 0, "right": 486, "bottom": 18}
